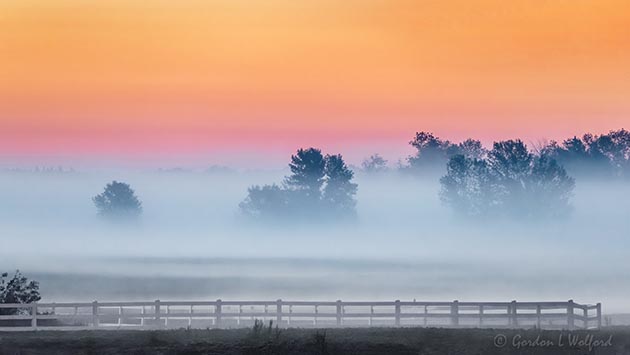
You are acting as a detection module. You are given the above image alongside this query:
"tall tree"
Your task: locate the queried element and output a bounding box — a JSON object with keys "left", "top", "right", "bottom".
{"left": 241, "top": 148, "right": 358, "bottom": 221}
{"left": 440, "top": 155, "right": 496, "bottom": 216}
{"left": 487, "top": 140, "right": 533, "bottom": 181}
{"left": 93, "top": 181, "right": 142, "bottom": 219}
{"left": 323, "top": 154, "right": 358, "bottom": 216}
{"left": 284, "top": 148, "right": 326, "bottom": 201}
{"left": 529, "top": 155, "right": 575, "bottom": 216}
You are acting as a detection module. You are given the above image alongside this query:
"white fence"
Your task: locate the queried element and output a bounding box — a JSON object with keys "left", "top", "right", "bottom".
{"left": 0, "top": 299, "right": 601, "bottom": 331}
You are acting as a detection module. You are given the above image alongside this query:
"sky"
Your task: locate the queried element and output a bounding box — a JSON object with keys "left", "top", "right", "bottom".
{"left": 1, "top": 0, "right": 630, "bottom": 167}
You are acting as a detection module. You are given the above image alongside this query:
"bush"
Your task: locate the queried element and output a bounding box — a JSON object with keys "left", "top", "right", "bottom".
{"left": 0, "top": 270, "right": 41, "bottom": 316}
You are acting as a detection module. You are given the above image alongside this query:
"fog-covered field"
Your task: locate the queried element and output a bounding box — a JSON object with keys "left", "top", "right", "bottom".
{"left": 1, "top": 169, "right": 629, "bottom": 312}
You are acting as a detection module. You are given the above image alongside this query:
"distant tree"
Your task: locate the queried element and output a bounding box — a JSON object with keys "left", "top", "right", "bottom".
{"left": 528, "top": 155, "right": 575, "bottom": 214}
{"left": 487, "top": 140, "right": 533, "bottom": 181}
{"left": 239, "top": 184, "right": 288, "bottom": 219}
{"left": 241, "top": 148, "right": 357, "bottom": 221}
{"left": 406, "top": 132, "right": 486, "bottom": 174}
{"left": 323, "top": 154, "right": 358, "bottom": 216}
{"left": 284, "top": 148, "right": 326, "bottom": 202}
{"left": 606, "top": 129, "right": 630, "bottom": 175}
{"left": 407, "top": 132, "right": 455, "bottom": 173}
{"left": 205, "top": 165, "right": 234, "bottom": 174}
{"left": 440, "top": 155, "right": 496, "bottom": 216}
{"left": 93, "top": 181, "right": 142, "bottom": 219}
{"left": 544, "top": 136, "right": 611, "bottom": 178}
{"left": 0, "top": 270, "right": 41, "bottom": 315}
{"left": 486, "top": 140, "right": 534, "bottom": 210}
{"left": 542, "top": 129, "right": 630, "bottom": 178}
{"left": 361, "top": 154, "right": 388, "bottom": 173}
{"left": 563, "top": 137, "right": 589, "bottom": 157}
{"left": 441, "top": 140, "right": 575, "bottom": 218}
{"left": 457, "top": 139, "right": 486, "bottom": 160}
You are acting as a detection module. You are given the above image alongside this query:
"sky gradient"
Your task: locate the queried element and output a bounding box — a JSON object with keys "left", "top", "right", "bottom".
{"left": 1, "top": 0, "right": 630, "bottom": 166}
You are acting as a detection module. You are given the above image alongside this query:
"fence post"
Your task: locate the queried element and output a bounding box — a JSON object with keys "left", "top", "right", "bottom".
{"left": 423, "top": 305, "right": 428, "bottom": 327}
{"left": 567, "top": 300, "right": 574, "bottom": 330}
{"left": 118, "top": 306, "right": 123, "bottom": 327}
{"left": 336, "top": 300, "right": 342, "bottom": 327}
{"left": 369, "top": 305, "right": 373, "bottom": 326}
{"left": 536, "top": 305, "right": 542, "bottom": 329}
{"left": 216, "top": 299, "right": 222, "bottom": 328}
{"left": 451, "top": 300, "right": 459, "bottom": 327}
{"left": 596, "top": 303, "right": 602, "bottom": 329}
{"left": 479, "top": 305, "right": 484, "bottom": 327}
{"left": 394, "top": 300, "right": 401, "bottom": 326}
{"left": 510, "top": 300, "right": 517, "bottom": 327}
{"left": 276, "top": 299, "right": 282, "bottom": 326}
{"left": 92, "top": 301, "right": 99, "bottom": 328}
{"left": 31, "top": 303, "right": 38, "bottom": 330}
{"left": 155, "top": 300, "right": 161, "bottom": 328}
{"left": 582, "top": 305, "right": 588, "bottom": 329}
{"left": 288, "top": 305, "right": 292, "bottom": 326}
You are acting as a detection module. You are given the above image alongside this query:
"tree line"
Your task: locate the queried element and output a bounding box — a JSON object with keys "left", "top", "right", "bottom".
{"left": 89, "top": 129, "right": 628, "bottom": 221}
{"left": 440, "top": 140, "right": 574, "bottom": 218}
{"left": 402, "top": 129, "right": 630, "bottom": 180}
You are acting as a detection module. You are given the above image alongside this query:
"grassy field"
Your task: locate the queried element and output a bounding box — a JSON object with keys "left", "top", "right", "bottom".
{"left": 1, "top": 325, "right": 629, "bottom": 355}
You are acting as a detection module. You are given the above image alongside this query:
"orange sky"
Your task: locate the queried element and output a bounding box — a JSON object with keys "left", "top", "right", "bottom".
{"left": 1, "top": 0, "right": 630, "bottom": 165}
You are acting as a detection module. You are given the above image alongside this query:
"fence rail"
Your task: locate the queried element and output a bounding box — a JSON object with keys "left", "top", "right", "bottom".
{"left": 0, "top": 299, "right": 601, "bottom": 331}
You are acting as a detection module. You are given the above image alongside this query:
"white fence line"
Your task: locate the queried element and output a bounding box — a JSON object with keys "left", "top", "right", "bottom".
{"left": 0, "top": 299, "right": 602, "bottom": 331}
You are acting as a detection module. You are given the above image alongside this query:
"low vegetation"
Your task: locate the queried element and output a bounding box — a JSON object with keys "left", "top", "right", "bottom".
{"left": 0, "top": 270, "right": 40, "bottom": 315}
{"left": 1, "top": 326, "right": 629, "bottom": 355}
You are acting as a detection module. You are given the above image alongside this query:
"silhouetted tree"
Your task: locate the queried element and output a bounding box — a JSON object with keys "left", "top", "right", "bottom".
{"left": 323, "top": 154, "right": 358, "bottom": 216}
{"left": 361, "top": 154, "right": 388, "bottom": 173}
{"left": 93, "top": 181, "right": 142, "bottom": 219}
{"left": 440, "top": 155, "right": 496, "bottom": 216}
{"left": 284, "top": 148, "right": 326, "bottom": 202}
{"left": 457, "top": 139, "right": 486, "bottom": 160}
{"left": 542, "top": 129, "right": 630, "bottom": 178}
{"left": 407, "top": 132, "right": 456, "bottom": 173}
{"left": 405, "top": 132, "right": 486, "bottom": 174}
{"left": 241, "top": 148, "right": 357, "bottom": 221}
{"left": 441, "top": 140, "right": 575, "bottom": 218}
{"left": 487, "top": 140, "right": 533, "bottom": 180}
{"left": 239, "top": 184, "right": 289, "bottom": 219}
{"left": 529, "top": 155, "right": 575, "bottom": 214}
{"left": 486, "top": 140, "right": 534, "bottom": 210}
{"left": 603, "top": 129, "right": 630, "bottom": 175}
{"left": 0, "top": 270, "right": 41, "bottom": 315}
{"left": 543, "top": 136, "right": 611, "bottom": 178}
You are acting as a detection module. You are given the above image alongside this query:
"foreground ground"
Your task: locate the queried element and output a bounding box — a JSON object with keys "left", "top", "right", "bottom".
{"left": 1, "top": 327, "right": 630, "bottom": 355}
